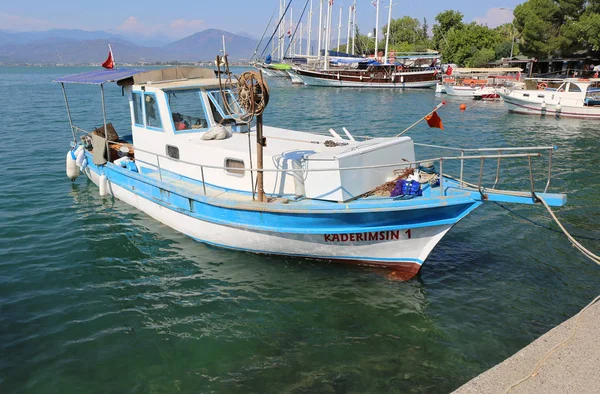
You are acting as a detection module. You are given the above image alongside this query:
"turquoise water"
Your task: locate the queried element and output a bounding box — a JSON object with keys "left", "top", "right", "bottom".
{"left": 1, "top": 66, "right": 599, "bottom": 393}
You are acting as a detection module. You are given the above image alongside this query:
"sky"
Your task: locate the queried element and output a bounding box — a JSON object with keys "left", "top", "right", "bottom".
{"left": 0, "top": 0, "right": 525, "bottom": 41}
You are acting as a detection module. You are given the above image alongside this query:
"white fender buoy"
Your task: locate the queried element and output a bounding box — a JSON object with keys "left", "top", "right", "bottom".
{"left": 66, "top": 149, "right": 80, "bottom": 181}
{"left": 541, "top": 102, "right": 547, "bottom": 109}
{"left": 99, "top": 174, "right": 108, "bottom": 197}
{"left": 75, "top": 146, "right": 85, "bottom": 167}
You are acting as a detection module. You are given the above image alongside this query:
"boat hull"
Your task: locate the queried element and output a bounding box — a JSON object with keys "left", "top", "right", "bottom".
{"left": 499, "top": 93, "right": 600, "bottom": 118}
{"left": 294, "top": 68, "right": 437, "bottom": 88}
{"left": 83, "top": 159, "right": 479, "bottom": 279}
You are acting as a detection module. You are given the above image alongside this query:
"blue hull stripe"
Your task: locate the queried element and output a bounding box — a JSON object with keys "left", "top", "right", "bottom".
{"left": 86, "top": 153, "right": 481, "bottom": 235}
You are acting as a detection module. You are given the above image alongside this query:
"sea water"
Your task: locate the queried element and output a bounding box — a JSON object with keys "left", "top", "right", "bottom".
{"left": 1, "top": 66, "right": 599, "bottom": 393}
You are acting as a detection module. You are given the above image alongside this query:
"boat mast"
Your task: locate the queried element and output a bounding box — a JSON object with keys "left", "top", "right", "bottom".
{"left": 317, "top": 0, "right": 324, "bottom": 61}
{"left": 351, "top": 1, "right": 356, "bottom": 55}
{"left": 346, "top": 4, "right": 352, "bottom": 53}
{"left": 278, "top": 0, "right": 282, "bottom": 61}
{"left": 374, "top": 0, "right": 380, "bottom": 60}
{"left": 307, "top": 0, "right": 313, "bottom": 56}
{"left": 383, "top": 0, "right": 393, "bottom": 64}
{"left": 222, "top": 35, "right": 227, "bottom": 57}
{"left": 337, "top": 5, "right": 342, "bottom": 52}
{"left": 299, "top": 22, "right": 303, "bottom": 56}
{"left": 289, "top": 6, "right": 293, "bottom": 58}
{"left": 324, "top": 0, "right": 333, "bottom": 69}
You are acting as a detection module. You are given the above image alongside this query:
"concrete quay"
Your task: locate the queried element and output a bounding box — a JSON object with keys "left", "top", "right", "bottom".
{"left": 452, "top": 299, "right": 600, "bottom": 394}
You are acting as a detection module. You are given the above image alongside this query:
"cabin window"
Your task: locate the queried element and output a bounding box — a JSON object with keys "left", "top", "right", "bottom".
{"left": 568, "top": 83, "right": 581, "bottom": 93}
{"left": 207, "top": 90, "right": 242, "bottom": 120}
{"left": 132, "top": 92, "right": 144, "bottom": 126}
{"left": 144, "top": 93, "right": 163, "bottom": 131}
{"left": 167, "top": 90, "right": 209, "bottom": 133}
{"left": 224, "top": 158, "right": 245, "bottom": 176}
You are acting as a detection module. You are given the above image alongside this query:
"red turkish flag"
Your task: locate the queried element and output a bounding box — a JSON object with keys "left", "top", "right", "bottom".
{"left": 425, "top": 111, "right": 444, "bottom": 130}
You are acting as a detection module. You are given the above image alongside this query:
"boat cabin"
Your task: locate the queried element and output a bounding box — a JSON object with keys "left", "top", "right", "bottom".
{"left": 57, "top": 67, "right": 417, "bottom": 203}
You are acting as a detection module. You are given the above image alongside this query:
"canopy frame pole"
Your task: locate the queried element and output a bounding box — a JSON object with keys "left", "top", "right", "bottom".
{"left": 100, "top": 83, "right": 110, "bottom": 163}
{"left": 61, "top": 82, "right": 76, "bottom": 144}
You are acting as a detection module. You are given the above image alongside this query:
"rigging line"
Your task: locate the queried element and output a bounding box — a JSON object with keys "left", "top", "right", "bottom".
{"left": 259, "top": 0, "right": 295, "bottom": 60}
{"left": 493, "top": 202, "right": 600, "bottom": 241}
{"left": 284, "top": 0, "right": 311, "bottom": 58}
{"left": 251, "top": 8, "right": 278, "bottom": 63}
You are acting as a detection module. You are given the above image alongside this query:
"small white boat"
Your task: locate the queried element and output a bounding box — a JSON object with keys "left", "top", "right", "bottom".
{"left": 498, "top": 78, "right": 600, "bottom": 118}
{"left": 444, "top": 68, "right": 522, "bottom": 100}
{"left": 56, "top": 66, "right": 566, "bottom": 279}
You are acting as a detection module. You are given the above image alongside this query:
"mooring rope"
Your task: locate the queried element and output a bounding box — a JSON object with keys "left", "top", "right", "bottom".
{"left": 504, "top": 195, "right": 600, "bottom": 393}
{"left": 494, "top": 202, "right": 600, "bottom": 241}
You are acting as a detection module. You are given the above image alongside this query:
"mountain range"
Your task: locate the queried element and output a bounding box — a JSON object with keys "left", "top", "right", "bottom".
{"left": 0, "top": 29, "right": 261, "bottom": 64}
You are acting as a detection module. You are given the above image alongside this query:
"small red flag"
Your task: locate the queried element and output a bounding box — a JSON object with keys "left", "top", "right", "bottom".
{"left": 102, "top": 45, "right": 115, "bottom": 69}
{"left": 425, "top": 111, "right": 444, "bottom": 130}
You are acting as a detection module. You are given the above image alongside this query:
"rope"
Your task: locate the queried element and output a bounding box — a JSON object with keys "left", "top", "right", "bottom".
{"left": 537, "top": 196, "right": 600, "bottom": 264}
{"left": 494, "top": 202, "right": 600, "bottom": 241}
{"left": 504, "top": 195, "right": 600, "bottom": 393}
{"left": 504, "top": 295, "right": 600, "bottom": 394}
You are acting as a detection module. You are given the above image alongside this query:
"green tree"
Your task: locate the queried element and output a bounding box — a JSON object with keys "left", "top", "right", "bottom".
{"left": 512, "top": 0, "right": 600, "bottom": 58}
{"left": 470, "top": 48, "right": 497, "bottom": 67}
{"left": 442, "top": 22, "right": 502, "bottom": 65}
{"left": 432, "top": 10, "right": 464, "bottom": 50}
{"left": 384, "top": 16, "right": 425, "bottom": 45}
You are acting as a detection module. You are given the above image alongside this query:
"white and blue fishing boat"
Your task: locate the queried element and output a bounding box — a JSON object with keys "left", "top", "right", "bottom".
{"left": 56, "top": 65, "right": 566, "bottom": 280}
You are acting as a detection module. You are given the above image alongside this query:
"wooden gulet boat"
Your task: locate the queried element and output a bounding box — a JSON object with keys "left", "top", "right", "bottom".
{"left": 292, "top": 64, "right": 438, "bottom": 88}
{"left": 57, "top": 65, "right": 566, "bottom": 279}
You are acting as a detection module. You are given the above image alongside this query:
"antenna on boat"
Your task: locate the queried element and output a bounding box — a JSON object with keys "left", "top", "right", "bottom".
{"left": 216, "top": 55, "right": 271, "bottom": 202}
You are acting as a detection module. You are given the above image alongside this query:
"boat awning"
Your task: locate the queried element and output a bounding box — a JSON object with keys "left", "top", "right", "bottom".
{"left": 53, "top": 68, "right": 146, "bottom": 85}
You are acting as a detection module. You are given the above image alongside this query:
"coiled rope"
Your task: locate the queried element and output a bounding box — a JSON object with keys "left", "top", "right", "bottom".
{"left": 504, "top": 195, "right": 600, "bottom": 393}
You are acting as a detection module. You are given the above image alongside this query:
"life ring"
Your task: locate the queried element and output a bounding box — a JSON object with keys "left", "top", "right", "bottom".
{"left": 537, "top": 82, "right": 548, "bottom": 90}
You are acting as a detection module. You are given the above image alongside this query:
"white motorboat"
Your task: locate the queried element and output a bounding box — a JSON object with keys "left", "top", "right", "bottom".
{"left": 498, "top": 78, "right": 600, "bottom": 118}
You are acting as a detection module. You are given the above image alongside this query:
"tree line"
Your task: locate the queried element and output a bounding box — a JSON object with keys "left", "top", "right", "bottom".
{"left": 336, "top": 1, "right": 600, "bottom": 67}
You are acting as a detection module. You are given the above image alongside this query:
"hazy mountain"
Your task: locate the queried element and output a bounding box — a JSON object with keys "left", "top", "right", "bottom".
{"left": 0, "top": 29, "right": 128, "bottom": 45}
{"left": 166, "top": 29, "right": 258, "bottom": 61}
{"left": 0, "top": 28, "right": 259, "bottom": 64}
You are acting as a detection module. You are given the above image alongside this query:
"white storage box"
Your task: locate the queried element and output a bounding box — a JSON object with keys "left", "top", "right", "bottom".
{"left": 302, "top": 137, "right": 416, "bottom": 202}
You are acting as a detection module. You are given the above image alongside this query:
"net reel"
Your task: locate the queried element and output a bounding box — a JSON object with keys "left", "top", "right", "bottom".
{"left": 216, "top": 55, "right": 269, "bottom": 124}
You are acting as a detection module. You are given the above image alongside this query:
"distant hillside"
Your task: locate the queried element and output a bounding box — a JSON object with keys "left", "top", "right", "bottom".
{"left": 0, "top": 29, "right": 259, "bottom": 64}
{"left": 167, "top": 29, "right": 258, "bottom": 61}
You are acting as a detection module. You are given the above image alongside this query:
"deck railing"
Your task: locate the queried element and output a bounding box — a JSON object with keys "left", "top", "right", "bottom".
{"left": 129, "top": 144, "right": 556, "bottom": 201}
{"left": 71, "top": 123, "right": 555, "bottom": 200}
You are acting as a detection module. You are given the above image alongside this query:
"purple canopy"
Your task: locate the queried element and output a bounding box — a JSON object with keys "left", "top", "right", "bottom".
{"left": 54, "top": 68, "right": 146, "bottom": 85}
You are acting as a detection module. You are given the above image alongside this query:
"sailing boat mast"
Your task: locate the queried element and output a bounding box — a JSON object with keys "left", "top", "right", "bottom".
{"left": 307, "top": 0, "right": 313, "bottom": 56}
{"left": 384, "top": 0, "right": 393, "bottom": 64}
{"left": 317, "top": 0, "right": 324, "bottom": 61}
{"left": 337, "top": 5, "right": 342, "bottom": 51}
{"left": 289, "top": 6, "right": 293, "bottom": 58}
{"left": 346, "top": 4, "right": 352, "bottom": 53}
{"left": 374, "top": 0, "right": 380, "bottom": 59}
{"left": 324, "top": 0, "right": 333, "bottom": 69}
{"left": 351, "top": 1, "right": 356, "bottom": 55}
